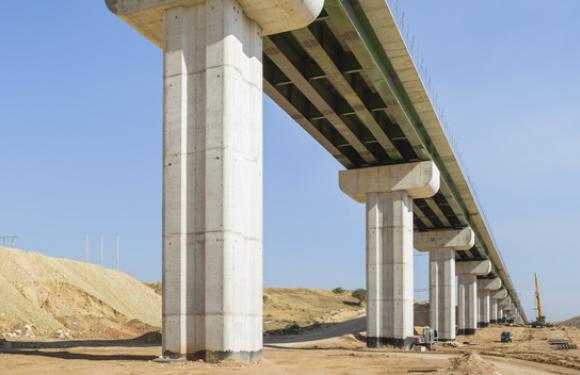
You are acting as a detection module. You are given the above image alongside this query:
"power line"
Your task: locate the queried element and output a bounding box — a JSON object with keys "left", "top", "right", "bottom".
{"left": 99, "top": 233, "right": 104, "bottom": 267}
{"left": 84, "top": 234, "right": 90, "bottom": 262}
{"left": 115, "top": 233, "right": 120, "bottom": 271}
{"left": 0, "top": 236, "right": 18, "bottom": 247}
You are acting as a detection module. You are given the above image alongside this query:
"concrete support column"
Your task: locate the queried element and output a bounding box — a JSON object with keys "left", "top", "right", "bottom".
{"left": 415, "top": 228, "right": 474, "bottom": 341}
{"left": 429, "top": 250, "right": 454, "bottom": 340}
{"left": 457, "top": 274, "right": 477, "bottom": 335}
{"left": 478, "top": 290, "right": 490, "bottom": 327}
{"left": 456, "top": 261, "right": 491, "bottom": 336}
{"left": 366, "top": 191, "right": 414, "bottom": 347}
{"left": 162, "top": 3, "right": 263, "bottom": 361}
{"left": 490, "top": 297, "right": 498, "bottom": 323}
{"left": 477, "top": 277, "right": 501, "bottom": 328}
{"left": 105, "top": 0, "right": 324, "bottom": 363}
{"left": 490, "top": 289, "right": 506, "bottom": 324}
{"left": 340, "top": 162, "right": 440, "bottom": 348}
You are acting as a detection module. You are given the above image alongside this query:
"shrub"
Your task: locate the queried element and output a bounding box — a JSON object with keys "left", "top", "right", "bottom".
{"left": 332, "top": 287, "right": 346, "bottom": 294}
{"left": 352, "top": 288, "right": 367, "bottom": 305}
{"left": 285, "top": 321, "right": 301, "bottom": 334}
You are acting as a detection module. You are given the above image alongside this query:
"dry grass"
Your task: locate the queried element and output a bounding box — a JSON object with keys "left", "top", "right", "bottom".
{"left": 263, "top": 288, "right": 364, "bottom": 332}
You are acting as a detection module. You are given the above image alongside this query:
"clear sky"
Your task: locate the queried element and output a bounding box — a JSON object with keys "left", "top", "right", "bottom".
{"left": 0, "top": 1, "right": 578, "bottom": 321}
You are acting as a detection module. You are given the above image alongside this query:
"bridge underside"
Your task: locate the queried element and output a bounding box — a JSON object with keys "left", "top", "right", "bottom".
{"left": 264, "top": 1, "right": 478, "bottom": 258}
{"left": 263, "top": 0, "right": 525, "bottom": 321}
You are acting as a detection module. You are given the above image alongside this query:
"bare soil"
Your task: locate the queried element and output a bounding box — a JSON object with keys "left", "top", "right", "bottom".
{"left": 2, "top": 331, "right": 579, "bottom": 375}
{"left": 0, "top": 247, "right": 160, "bottom": 340}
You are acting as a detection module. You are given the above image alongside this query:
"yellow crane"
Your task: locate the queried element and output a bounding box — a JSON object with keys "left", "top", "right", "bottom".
{"left": 532, "top": 272, "right": 546, "bottom": 327}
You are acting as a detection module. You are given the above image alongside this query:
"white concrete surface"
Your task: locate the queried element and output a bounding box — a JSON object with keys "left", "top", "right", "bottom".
{"left": 106, "top": 0, "right": 325, "bottom": 40}
{"left": 457, "top": 274, "right": 477, "bottom": 334}
{"left": 478, "top": 289, "right": 490, "bottom": 326}
{"left": 428, "top": 249, "right": 455, "bottom": 340}
{"left": 415, "top": 228, "right": 474, "bottom": 341}
{"left": 490, "top": 297, "right": 498, "bottom": 322}
{"left": 456, "top": 260, "right": 492, "bottom": 276}
{"left": 161, "top": 3, "right": 263, "bottom": 361}
{"left": 366, "top": 191, "right": 415, "bottom": 346}
{"left": 339, "top": 161, "right": 440, "bottom": 203}
{"left": 492, "top": 289, "right": 508, "bottom": 299}
{"left": 415, "top": 228, "right": 474, "bottom": 252}
{"left": 340, "top": 161, "right": 440, "bottom": 347}
{"left": 456, "top": 261, "right": 491, "bottom": 334}
{"left": 478, "top": 277, "right": 502, "bottom": 291}
{"left": 106, "top": 0, "right": 325, "bottom": 363}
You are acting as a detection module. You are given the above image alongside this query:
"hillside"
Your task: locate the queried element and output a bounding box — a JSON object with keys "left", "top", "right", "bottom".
{"left": 143, "top": 284, "right": 366, "bottom": 333}
{"left": 561, "top": 316, "right": 580, "bottom": 328}
{"left": 0, "top": 247, "right": 161, "bottom": 340}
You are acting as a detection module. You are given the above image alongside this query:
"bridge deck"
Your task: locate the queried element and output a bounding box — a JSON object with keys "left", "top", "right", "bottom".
{"left": 263, "top": 0, "right": 525, "bottom": 321}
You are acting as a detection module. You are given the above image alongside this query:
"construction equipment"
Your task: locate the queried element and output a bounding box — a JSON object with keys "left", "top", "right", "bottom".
{"left": 549, "top": 339, "right": 578, "bottom": 350}
{"left": 413, "top": 327, "right": 437, "bottom": 350}
{"left": 531, "top": 272, "right": 547, "bottom": 328}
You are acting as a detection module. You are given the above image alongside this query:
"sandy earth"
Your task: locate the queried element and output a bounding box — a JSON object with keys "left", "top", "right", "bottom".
{"left": 452, "top": 324, "right": 580, "bottom": 372}
{"left": 0, "top": 247, "right": 161, "bottom": 340}
{"left": 2, "top": 326, "right": 579, "bottom": 375}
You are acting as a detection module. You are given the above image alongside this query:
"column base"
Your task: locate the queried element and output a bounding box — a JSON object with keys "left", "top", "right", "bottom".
{"left": 437, "top": 338, "right": 456, "bottom": 343}
{"left": 457, "top": 329, "right": 476, "bottom": 336}
{"left": 162, "top": 350, "right": 262, "bottom": 363}
{"left": 478, "top": 322, "right": 489, "bottom": 328}
{"left": 367, "top": 337, "right": 414, "bottom": 349}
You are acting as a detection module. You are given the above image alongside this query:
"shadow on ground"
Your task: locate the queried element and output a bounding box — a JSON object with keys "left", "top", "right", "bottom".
{"left": 1, "top": 331, "right": 161, "bottom": 349}
{"left": 265, "top": 317, "right": 366, "bottom": 344}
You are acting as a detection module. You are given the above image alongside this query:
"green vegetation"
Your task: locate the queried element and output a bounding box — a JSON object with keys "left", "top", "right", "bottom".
{"left": 352, "top": 288, "right": 367, "bottom": 306}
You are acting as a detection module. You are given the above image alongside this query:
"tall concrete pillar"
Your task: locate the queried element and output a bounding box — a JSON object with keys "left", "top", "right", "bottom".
{"left": 490, "top": 297, "right": 498, "bottom": 324}
{"left": 161, "top": 4, "right": 264, "bottom": 361}
{"left": 415, "top": 228, "right": 474, "bottom": 341}
{"left": 340, "top": 162, "right": 440, "bottom": 348}
{"left": 456, "top": 261, "right": 491, "bottom": 335}
{"left": 491, "top": 289, "right": 506, "bottom": 324}
{"left": 105, "top": 0, "right": 324, "bottom": 362}
{"left": 477, "top": 277, "right": 501, "bottom": 328}
{"left": 477, "top": 290, "right": 490, "bottom": 328}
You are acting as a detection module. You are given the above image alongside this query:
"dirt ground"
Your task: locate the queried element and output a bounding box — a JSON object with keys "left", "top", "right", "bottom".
{"left": 2, "top": 325, "right": 579, "bottom": 375}
{"left": 451, "top": 324, "right": 580, "bottom": 372}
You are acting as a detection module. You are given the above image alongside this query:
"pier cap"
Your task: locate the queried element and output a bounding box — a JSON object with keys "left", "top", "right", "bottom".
{"left": 106, "top": 0, "right": 325, "bottom": 45}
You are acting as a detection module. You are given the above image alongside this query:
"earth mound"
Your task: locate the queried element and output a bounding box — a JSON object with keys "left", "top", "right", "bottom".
{"left": 0, "top": 247, "right": 161, "bottom": 340}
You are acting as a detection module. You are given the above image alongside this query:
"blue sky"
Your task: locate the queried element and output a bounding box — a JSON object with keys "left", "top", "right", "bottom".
{"left": 0, "top": 1, "right": 578, "bottom": 321}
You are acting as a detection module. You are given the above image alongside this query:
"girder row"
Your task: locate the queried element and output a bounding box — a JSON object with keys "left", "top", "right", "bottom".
{"left": 263, "top": 6, "right": 486, "bottom": 260}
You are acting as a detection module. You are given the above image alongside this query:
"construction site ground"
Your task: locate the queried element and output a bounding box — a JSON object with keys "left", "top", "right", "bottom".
{"left": 1, "top": 324, "right": 579, "bottom": 374}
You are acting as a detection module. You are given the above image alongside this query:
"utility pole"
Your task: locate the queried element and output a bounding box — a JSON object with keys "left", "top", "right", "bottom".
{"left": 115, "top": 233, "right": 120, "bottom": 271}
{"left": 0, "top": 236, "right": 18, "bottom": 247}
{"left": 84, "top": 234, "right": 89, "bottom": 262}
{"left": 99, "top": 233, "right": 104, "bottom": 267}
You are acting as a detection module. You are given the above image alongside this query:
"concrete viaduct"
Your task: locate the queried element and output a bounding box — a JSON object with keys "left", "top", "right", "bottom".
{"left": 105, "top": 0, "right": 527, "bottom": 362}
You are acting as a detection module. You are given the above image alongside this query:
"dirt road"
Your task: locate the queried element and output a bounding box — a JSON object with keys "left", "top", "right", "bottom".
{"left": 2, "top": 324, "right": 579, "bottom": 374}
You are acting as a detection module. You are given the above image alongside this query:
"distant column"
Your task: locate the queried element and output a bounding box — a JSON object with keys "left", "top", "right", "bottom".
{"left": 490, "top": 289, "right": 507, "bottom": 324}
{"left": 477, "top": 277, "right": 501, "bottom": 328}
{"left": 490, "top": 297, "right": 498, "bottom": 323}
{"left": 478, "top": 290, "right": 490, "bottom": 328}
{"left": 456, "top": 261, "right": 492, "bottom": 335}
{"left": 415, "top": 228, "right": 474, "bottom": 341}
{"left": 339, "top": 162, "right": 440, "bottom": 348}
